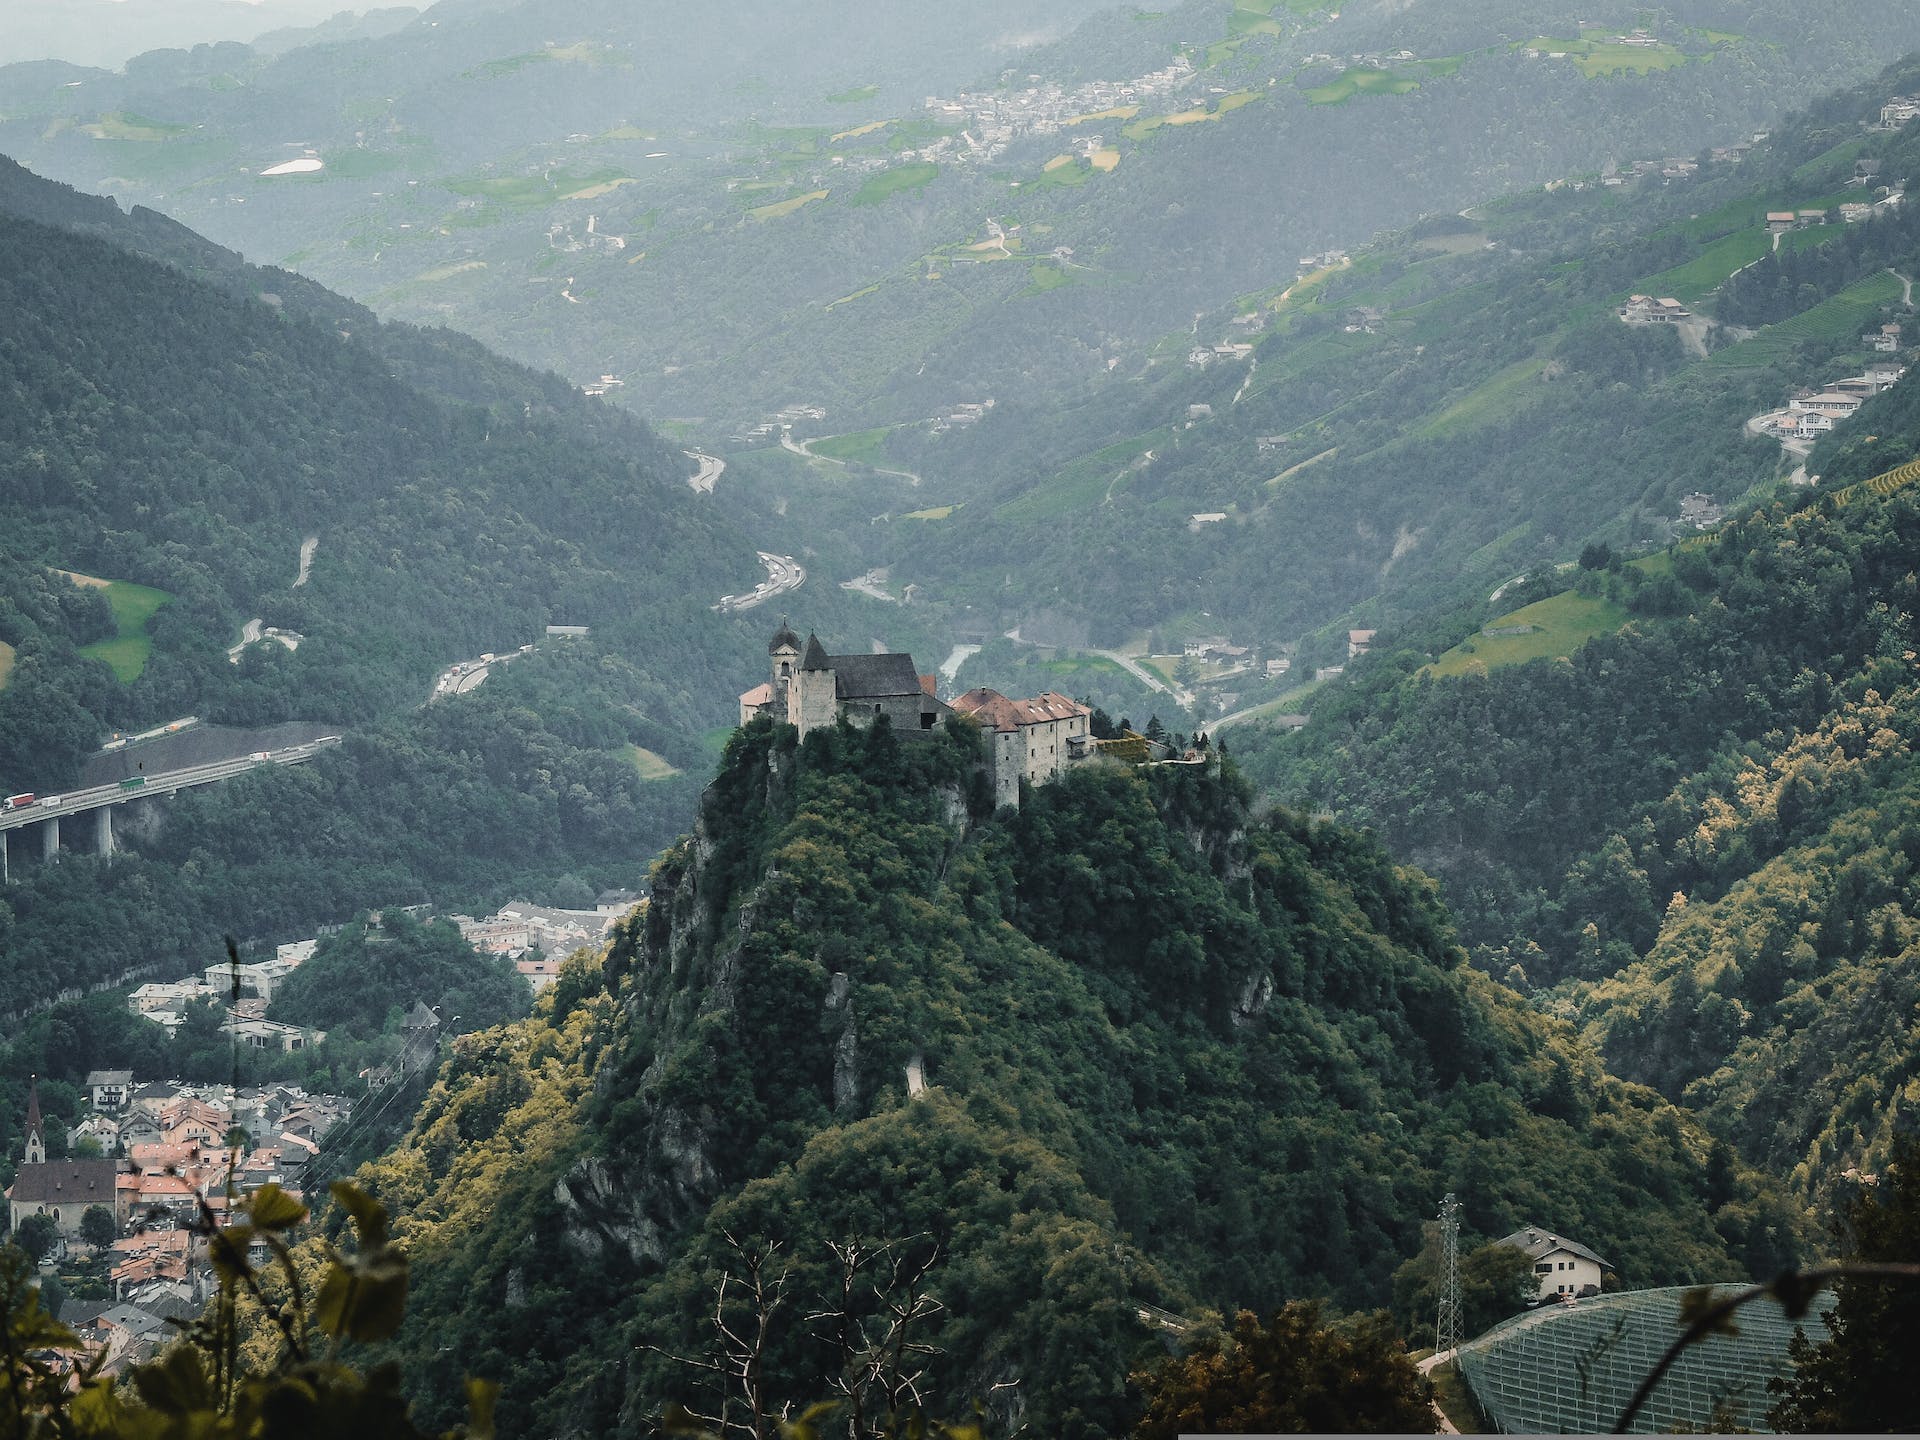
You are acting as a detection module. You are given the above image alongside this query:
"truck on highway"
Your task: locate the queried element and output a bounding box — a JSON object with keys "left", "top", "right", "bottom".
{"left": 118, "top": 777, "right": 147, "bottom": 792}
{"left": 4, "top": 793, "right": 34, "bottom": 810}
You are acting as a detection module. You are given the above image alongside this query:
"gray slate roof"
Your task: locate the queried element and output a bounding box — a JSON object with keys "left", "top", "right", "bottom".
{"left": 1497, "top": 1225, "right": 1612, "bottom": 1270}
{"left": 829, "top": 652, "right": 925, "bottom": 700}
{"left": 7, "top": 1160, "right": 118, "bottom": 1205}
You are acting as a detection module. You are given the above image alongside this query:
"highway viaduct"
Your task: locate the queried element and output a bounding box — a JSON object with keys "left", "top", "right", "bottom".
{"left": 0, "top": 737, "right": 340, "bottom": 883}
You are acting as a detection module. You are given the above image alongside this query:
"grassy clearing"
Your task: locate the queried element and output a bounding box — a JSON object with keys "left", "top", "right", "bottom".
{"left": 1648, "top": 225, "right": 1834, "bottom": 305}
{"left": 625, "top": 744, "right": 681, "bottom": 781}
{"left": 1266, "top": 446, "right": 1338, "bottom": 487}
{"left": 447, "top": 169, "right": 626, "bottom": 207}
{"left": 997, "top": 431, "right": 1167, "bottom": 523}
{"left": 1706, "top": 270, "right": 1904, "bottom": 369}
{"left": 1090, "top": 148, "right": 1121, "bottom": 172}
{"left": 826, "top": 283, "right": 882, "bottom": 310}
{"left": 563, "top": 176, "right": 637, "bottom": 201}
{"left": 1420, "top": 357, "right": 1548, "bottom": 438}
{"left": 851, "top": 162, "right": 938, "bottom": 206}
{"left": 1304, "top": 59, "right": 1458, "bottom": 105}
{"left": 808, "top": 427, "right": 892, "bottom": 464}
{"left": 1065, "top": 106, "right": 1140, "bottom": 126}
{"left": 1523, "top": 32, "right": 1690, "bottom": 76}
{"left": 82, "top": 112, "right": 190, "bottom": 141}
{"left": 901, "top": 504, "right": 957, "bottom": 520}
{"left": 0, "top": 641, "right": 14, "bottom": 693}
{"left": 749, "top": 189, "right": 829, "bottom": 221}
{"left": 831, "top": 120, "right": 890, "bottom": 143}
{"left": 1223, "top": 679, "right": 1325, "bottom": 728}
{"left": 70, "top": 575, "right": 174, "bottom": 683}
{"left": 827, "top": 84, "right": 881, "bottom": 104}
{"left": 415, "top": 259, "right": 488, "bottom": 283}
{"left": 1124, "top": 91, "right": 1260, "bottom": 137}
{"left": 1022, "top": 264, "right": 1075, "bottom": 296}
{"left": 1426, "top": 588, "right": 1631, "bottom": 678}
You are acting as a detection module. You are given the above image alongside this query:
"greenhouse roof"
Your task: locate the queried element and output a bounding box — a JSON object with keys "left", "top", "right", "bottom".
{"left": 1454, "top": 1284, "right": 1834, "bottom": 1434}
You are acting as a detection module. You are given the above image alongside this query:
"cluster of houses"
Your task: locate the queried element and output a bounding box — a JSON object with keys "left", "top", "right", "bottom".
{"left": 915, "top": 55, "right": 1196, "bottom": 169}
{"left": 1187, "top": 339, "right": 1255, "bottom": 369}
{"left": 1875, "top": 96, "right": 1920, "bottom": 132}
{"left": 450, "top": 896, "right": 635, "bottom": 993}
{"left": 930, "top": 398, "right": 995, "bottom": 435}
{"left": 6, "top": 1074, "right": 349, "bottom": 1374}
{"left": 127, "top": 940, "right": 323, "bottom": 1053}
{"left": 1749, "top": 355, "right": 1907, "bottom": 450}
{"left": 545, "top": 213, "right": 625, "bottom": 256}
{"left": 730, "top": 402, "right": 828, "bottom": 447}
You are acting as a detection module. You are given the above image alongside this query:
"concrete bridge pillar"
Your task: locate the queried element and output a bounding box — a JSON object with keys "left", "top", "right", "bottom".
{"left": 1, "top": 832, "right": 8, "bottom": 885}
{"left": 41, "top": 816, "right": 59, "bottom": 861}
{"left": 96, "top": 806, "right": 113, "bottom": 859}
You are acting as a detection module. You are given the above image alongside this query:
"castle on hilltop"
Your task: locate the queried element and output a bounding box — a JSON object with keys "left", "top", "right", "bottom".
{"left": 738, "top": 621, "right": 1094, "bottom": 807}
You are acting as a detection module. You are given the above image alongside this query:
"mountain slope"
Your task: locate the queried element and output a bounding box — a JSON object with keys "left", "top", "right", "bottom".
{"left": 351, "top": 720, "right": 1798, "bottom": 1436}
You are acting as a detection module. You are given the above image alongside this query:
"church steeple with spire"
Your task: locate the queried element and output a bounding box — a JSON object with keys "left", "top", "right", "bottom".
{"left": 22, "top": 1075, "right": 44, "bottom": 1166}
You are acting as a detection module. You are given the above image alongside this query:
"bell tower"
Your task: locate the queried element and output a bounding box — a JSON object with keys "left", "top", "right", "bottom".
{"left": 768, "top": 618, "right": 802, "bottom": 714}
{"left": 22, "top": 1075, "right": 44, "bottom": 1166}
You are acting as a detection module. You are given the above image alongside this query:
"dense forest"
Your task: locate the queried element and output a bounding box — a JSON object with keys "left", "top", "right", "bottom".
{"left": 1242, "top": 405, "right": 1920, "bottom": 1213}
{"left": 345, "top": 718, "right": 1799, "bottom": 1437}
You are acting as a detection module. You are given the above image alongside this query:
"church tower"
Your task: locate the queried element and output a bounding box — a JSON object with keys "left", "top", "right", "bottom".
{"left": 768, "top": 618, "right": 802, "bottom": 710}
{"left": 22, "top": 1075, "right": 44, "bottom": 1166}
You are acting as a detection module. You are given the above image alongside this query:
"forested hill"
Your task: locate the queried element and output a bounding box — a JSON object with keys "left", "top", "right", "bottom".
{"left": 1241, "top": 398, "right": 1920, "bottom": 1213}
{"left": 349, "top": 720, "right": 1798, "bottom": 1437}
{"left": 0, "top": 152, "right": 774, "bottom": 786}
{"left": 0, "top": 154, "right": 806, "bottom": 1017}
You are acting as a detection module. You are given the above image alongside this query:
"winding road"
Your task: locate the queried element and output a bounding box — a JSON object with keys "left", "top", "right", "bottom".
{"left": 714, "top": 552, "right": 806, "bottom": 613}
{"left": 685, "top": 450, "right": 726, "bottom": 494}
{"left": 781, "top": 429, "right": 923, "bottom": 486}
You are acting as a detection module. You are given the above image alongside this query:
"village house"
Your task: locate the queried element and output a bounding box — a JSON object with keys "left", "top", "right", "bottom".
{"left": 1618, "top": 295, "right": 1691, "bottom": 325}
{"left": 86, "top": 1071, "right": 132, "bottom": 1111}
{"left": 1868, "top": 323, "right": 1904, "bottom": 354}
{"left": 1765, "top": 211, "right": 1798, "bottom": 233}
{"left": 1679, "top": 492, "right": 1724, "bottom": 528}
{"left": 1348, "top": 630, "right": 1377, "bottom": 660}
{"left": 1790, "top": 390, "right": 1866, "bottom": 419}
{"left": 1498, "top": 1225, "right": 1613, "bottom": 1299}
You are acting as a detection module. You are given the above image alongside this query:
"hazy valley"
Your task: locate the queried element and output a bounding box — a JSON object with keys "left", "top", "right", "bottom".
{"left": 0, "top": 0, "right": 1919, "bottom": 1434}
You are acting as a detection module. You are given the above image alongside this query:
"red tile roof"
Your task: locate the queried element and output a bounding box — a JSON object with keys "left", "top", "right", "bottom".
{"left": 951, "top": 689, "right": 1092, "bottom": 732}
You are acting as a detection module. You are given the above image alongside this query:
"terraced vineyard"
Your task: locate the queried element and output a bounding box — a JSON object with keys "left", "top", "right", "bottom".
{"left": 1706, "top": 271, "right": 1904, "bottom": 369}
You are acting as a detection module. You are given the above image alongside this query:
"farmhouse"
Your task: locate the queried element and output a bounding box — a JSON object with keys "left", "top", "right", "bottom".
{"left": 1618, "top": 295, "right": 1691, "bottom": 325}
{"left": 1497, "top": 1225, "right": 1612, "bottom": 1298}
